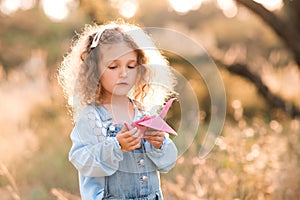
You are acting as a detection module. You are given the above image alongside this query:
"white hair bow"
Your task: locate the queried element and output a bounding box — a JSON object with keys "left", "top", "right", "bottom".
{"left": 90, "top": 28, "right": 105, "bottom": 49}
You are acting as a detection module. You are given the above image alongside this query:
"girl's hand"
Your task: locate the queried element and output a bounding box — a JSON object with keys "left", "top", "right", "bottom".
{"left": 144, "top": 129, "right": 165, "bottom": 149}
{"left": 116, "top": 126, "right": 141, "bottom": 152}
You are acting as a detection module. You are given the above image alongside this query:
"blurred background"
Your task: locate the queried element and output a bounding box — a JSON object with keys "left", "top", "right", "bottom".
{"left": 0, "top": 0, "right": 299, "bottom": 199}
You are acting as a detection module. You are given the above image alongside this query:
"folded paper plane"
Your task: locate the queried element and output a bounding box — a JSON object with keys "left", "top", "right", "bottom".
{"left": 126, "top": 98, "right": 177, "bottom": 136}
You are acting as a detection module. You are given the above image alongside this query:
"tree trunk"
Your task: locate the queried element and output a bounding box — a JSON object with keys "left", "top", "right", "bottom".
{"left": 215, "top": 60, "right": 300, "bottom": 117}
{"left": 236, "top": 0, "right": 300, "bottom": 68}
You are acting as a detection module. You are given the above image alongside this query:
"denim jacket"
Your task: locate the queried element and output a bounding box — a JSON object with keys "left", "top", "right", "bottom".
{"left": 69, "top": 103, "right": 178, "bottom": 200}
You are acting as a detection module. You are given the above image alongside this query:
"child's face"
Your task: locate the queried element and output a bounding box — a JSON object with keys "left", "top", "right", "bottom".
{"left": 99, "top": 42, "right": 138, "bottom": 100}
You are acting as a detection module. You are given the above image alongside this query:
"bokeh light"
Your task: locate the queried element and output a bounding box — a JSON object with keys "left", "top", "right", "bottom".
{"left": 254, "top": 0, "right": 283, "bottom": 11}
{"left": 41, "top": 0, "right": 77, "bottom": 21}
{"left": 217, "top": 0, "right": 238, "bottom": 18}
{"left": 168, "top": 0, "right": 203, "bottom": 14}
{"left": 110, "top": 0, "right": 138, "bottom": 19}
{"left": 0, "top": 0, "right": 36, "bottom": 15}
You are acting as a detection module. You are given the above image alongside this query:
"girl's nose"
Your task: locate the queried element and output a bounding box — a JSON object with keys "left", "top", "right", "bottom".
{"left": 119, "top": 66, "right": 127, "bottom": 78}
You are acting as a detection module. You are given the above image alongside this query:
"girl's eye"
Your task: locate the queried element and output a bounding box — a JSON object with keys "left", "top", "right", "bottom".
{"left": 108, "top": 66, "right": 117, "bottom": 69}
{"left": 128, "top": 65, "right": 137, "bottom": 69}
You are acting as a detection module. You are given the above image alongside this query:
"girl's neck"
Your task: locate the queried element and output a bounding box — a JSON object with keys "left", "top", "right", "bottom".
{"left": 102, "top": 95, "right": 129, "bottom": 105}
{"left": 101, "top": 95, "right": 134, "bottom": 123}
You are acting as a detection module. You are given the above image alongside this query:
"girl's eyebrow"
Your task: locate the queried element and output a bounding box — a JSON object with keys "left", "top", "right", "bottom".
{"left": 127, "top": 59, "right": 137, "bottom": 63}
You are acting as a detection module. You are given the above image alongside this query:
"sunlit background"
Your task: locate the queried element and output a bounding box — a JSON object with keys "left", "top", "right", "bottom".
{"left": 0, "top": 0, "right": 283, "bottom": 20}
{"left": 0, "top": 0, "right": 299, "bottom": 199}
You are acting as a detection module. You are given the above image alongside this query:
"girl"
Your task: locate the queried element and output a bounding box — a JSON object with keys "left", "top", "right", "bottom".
{"left": 58, "top": 21, "right": 178, "bottom": 200}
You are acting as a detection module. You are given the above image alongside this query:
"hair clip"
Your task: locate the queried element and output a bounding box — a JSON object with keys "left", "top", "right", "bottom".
{"left": 90, "top": 28, "right": 105, "bottom": 49}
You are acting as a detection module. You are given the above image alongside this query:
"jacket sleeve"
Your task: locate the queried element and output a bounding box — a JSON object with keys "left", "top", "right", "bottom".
{"left": 144, "top": 134, "right": 178, "bottom": 172}
{"left": 69, "top": 106, "right": 123, "bottom": 177}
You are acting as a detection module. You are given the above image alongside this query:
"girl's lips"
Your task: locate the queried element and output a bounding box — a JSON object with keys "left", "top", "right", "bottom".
{"left": 116, "top": 82, "right": 128, "bottom": 85}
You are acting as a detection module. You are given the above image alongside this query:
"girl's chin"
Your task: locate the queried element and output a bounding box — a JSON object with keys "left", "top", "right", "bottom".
{"left": 112, "top": 89, "right": 131, "bottom": 97}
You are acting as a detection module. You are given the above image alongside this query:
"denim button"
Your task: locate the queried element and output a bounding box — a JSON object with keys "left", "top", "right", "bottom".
{"left": 109, "top": 125, "right": 116, "bottom": 132}
{"left": 141, "top": 176, "right": 148, "bottom": 182}
{"left": 138, "top": 159, "right": 145, "bottom": 166}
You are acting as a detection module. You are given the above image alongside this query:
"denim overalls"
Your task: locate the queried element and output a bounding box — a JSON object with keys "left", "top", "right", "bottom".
{"left": 69, "top": 103, "right": 177, "bottom": 200}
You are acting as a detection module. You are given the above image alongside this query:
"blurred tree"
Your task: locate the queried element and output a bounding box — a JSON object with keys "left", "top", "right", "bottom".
{"left": 215, "top": 0, "right": 300, "bottom": 117}
{"left": 236, "top": 0, "right": 300, "bottom": 68}
{"left": 0, "top": 2, "right": 87, "bottom": 74}
{"left": 206, "top": 0, "right": 300, "bottom": 117}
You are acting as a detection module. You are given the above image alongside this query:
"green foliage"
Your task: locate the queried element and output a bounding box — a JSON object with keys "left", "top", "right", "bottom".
{"left": 23, "top": 187, "right": 48, "bottom": 200}
{"left": 0, "top": 6, "right": 88, "bottom": 72}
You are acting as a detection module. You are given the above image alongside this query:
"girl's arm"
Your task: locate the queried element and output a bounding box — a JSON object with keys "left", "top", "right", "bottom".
{"left": 144, "top": 134, "right": 178, "bottom": 172}
{"left": 69, "top": 107, "right": 123, "bottom": 177}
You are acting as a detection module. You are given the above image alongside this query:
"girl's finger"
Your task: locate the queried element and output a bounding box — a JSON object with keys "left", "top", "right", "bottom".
{"left": 131, "top": 129, "right": 141, "bottom": 138}
{"left": 127, "top": 138, "right": 141, "bottom": 150}
{"left": 119, "top": 127, "right": 138, "bottom": 139}
{"left": 127, "top": 127, "right": 138, "bottom": 135}
{"left": 145, "top": 132, "right": 164, "bottom": 140}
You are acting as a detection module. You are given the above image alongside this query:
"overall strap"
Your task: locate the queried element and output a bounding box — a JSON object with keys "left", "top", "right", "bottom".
{"left": 103, "top": 176, "right": 110, "bottom": 198}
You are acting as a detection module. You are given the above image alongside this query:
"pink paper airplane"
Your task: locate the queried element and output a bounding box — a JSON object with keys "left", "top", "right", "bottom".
{"left": 126, "top": 98, "right": 177, "bottom": 136}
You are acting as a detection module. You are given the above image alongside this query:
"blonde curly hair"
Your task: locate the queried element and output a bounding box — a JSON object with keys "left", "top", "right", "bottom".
{"left": 58, "top": 21, "right": 176, "bottom": 121}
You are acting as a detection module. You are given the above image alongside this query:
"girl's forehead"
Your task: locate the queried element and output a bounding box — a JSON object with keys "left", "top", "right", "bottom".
{"left": 100, "top": 42, "right": 137, "bottom": 62}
